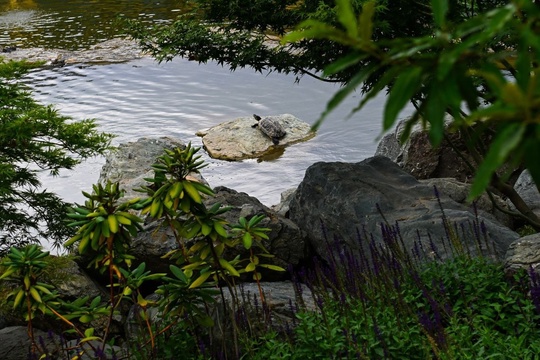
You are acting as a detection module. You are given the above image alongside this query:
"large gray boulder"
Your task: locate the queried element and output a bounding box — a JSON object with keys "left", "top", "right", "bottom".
{"left": 420, "top": 178, "right": 513, "bottom": 228}
{"left": 99, "top": 137, "right": 188, "bottom": 202}
{"left": 196, "top": 114, "right": 314, "bottom": 160}
{"left": 48, "top": 257, "right": 105, "bottom": 300}
{"left": 289, "top": 156, "right": 519, "bottom": 265}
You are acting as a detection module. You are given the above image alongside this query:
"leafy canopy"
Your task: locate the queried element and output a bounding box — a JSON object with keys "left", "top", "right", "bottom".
{"left": 124, "top": 0, "right": 503, "bottom": 84}
{"left": 0, "top": 59, "right": 114, "bottom": 254}
{"left": 282, "top": 0, "right": 540, "bottom": 227}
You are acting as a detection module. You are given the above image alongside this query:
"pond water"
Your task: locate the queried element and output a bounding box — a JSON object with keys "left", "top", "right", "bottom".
{"left": 2, "top": 1, "right": 414, "bottom": 209}
{"left": 0, "top": 0, "right": 184, "bottom": 49}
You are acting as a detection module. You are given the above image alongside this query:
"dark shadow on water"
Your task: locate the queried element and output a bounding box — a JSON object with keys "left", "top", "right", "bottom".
{"left": 256, "top": 146, "right": 286, "bottom": 162}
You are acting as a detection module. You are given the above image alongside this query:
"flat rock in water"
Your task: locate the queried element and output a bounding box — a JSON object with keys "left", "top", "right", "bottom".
{"left": 0, "top": 38, "right": 146, "bottom": 66}
{"left": 196, "top": 114, "right": 314, "bottom": 160}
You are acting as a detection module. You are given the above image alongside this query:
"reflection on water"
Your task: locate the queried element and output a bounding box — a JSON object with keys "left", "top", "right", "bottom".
{"left": 23, "top": 57, "right": 413, "bottom": 207}
{"left": 1, "top": 0, "right": 39, "bottom": 12}
{"left": 0, "top": 0, "right": 184, "bottom": 49}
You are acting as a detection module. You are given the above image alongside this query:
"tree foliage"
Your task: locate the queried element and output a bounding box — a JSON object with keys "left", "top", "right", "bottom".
{"left": 283, "top": 0, "right": 540, "bottom": 228}
{"left": 0, "top": 59, "right": 114, "bottom": 255}
{"left": 124, "top": 0, "right": 505, "bottom": 84}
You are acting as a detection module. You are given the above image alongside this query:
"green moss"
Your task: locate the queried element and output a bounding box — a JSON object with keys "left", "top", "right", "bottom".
{"left": 517, "top": 225, "right": 538, "bottom": 237}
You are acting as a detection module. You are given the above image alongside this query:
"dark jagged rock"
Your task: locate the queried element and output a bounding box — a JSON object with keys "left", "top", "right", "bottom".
{"left": 376, "top": 118, "right": 481, "bottom": 182}
{"left": 289, "top": 156, "right": 519, "bottom": 265}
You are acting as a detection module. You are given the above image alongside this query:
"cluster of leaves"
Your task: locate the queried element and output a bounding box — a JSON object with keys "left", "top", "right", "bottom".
{"left": 1, "top": 143, "right": 284, "bottom": 359}
{"left": 281, "top": 0, "right": 540, "bottom": 229}
{"left": 242, "top": 255, "right": 540, "bottom": 359}
{"left": 123, "top": 0, "right": 502, "bottom": 84}
{"left": 0, "top": 245, "right": 111, "bottom": 357}
{"left": 0, "top": 59, "right": 114, "bottom": 255}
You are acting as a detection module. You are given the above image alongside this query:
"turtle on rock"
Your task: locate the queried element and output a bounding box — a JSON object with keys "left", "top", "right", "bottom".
{"left": 251, "top": 114, "right": 287, "bottom": 145}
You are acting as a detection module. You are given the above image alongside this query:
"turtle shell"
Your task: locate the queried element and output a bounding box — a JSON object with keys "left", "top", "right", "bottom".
{"left": 259, "top": 116, "right": 287, "bottom": 139}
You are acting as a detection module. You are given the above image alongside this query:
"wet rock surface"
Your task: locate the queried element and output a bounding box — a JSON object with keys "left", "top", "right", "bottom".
{"left": 0, "top": 38, "right": 146, "bottom": 66}
{"left": 196, "top": 114, "right": 315, "bottom": 160}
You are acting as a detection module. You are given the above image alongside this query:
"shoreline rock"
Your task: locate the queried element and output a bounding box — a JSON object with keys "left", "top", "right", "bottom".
{"left": 0, "top": 38, "right": 147, "bottom": 66}
{"left": 288, "top": 156, "right": 520, "bottom": 265}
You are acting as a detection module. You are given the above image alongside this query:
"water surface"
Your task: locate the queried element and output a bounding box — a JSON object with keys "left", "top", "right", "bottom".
{"left": 25, "top": 57, "right": 406, "bottom": 206}
{"left": 0, "top": 0, "right": 184, "bottom": 49}
{"left": 2, "top": 1, "right": 414, "bottom": 211}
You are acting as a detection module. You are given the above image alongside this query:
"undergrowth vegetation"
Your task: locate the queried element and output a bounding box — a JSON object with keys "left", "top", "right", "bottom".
{"left": 3, "top": 0, "right": 540, "bottom": 359}
{"left": 173, "top": 233, "right": 540, "bottom": 358}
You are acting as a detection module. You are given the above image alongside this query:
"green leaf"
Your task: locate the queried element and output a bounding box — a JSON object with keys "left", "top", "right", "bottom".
{"left": 245, "top": 262, "right": 256, "bottom": 272}
{"left": 84, "top": 328, "right": 95, "bottom": 338}
{"left": 323, "top": 52, "right": 366, "bottom": 77}
{"left": 80, "top": 336, "right": 102, "bottom": 343}
{"left": 196, "top": 314, "right": 215, "bottom": 327}
{"left": 350, "top": 65, "right": 402, "bottom": 117}
{"left": 336, "top": 0, "right": 357, "bottom": 38}
{"left": 201, "top": 222, "right": 212, "bottom": 236}
{"left": 424, "top": 82, "right": 447, "bottom": 146}
{"left": 170, "top": 265, "right": 188, "bottom": 283}
{"left": 0, "top": 268, "right": 15, "bottom": 280}
{"left": 90, "top": 296, "right": 102, "bottom": 308}
{"left": 248, "top": 214, "right": 264, "bottom": 228}
{"left": 189, "top": 271, "right": 212, "bottom": 289}
{"left": 183, "top": 180, "right": 201, "bottom": 204}
{"left": 219, "top": 258, "right": 240, "bottom": 277}
{"left": 213, "top": 222, "right": 228, "bottom": 237}
{"left": 242, "top": 232, "right": 253, "bottom": 250}
{"left": 431, "top": 0, "right": 448, "bottom": 27}
{"left": 384, "top": 66, "right": 423, "bottom": 131}
{"left": 469, "top": 123, "right": 526, "bottom": 200}
{"left": 358, "top": 1, "right": 376, "bottom": 41}
{"left": 79, "top": 314, "right": 94, "bottom": 323}
{"left": 282, "top": 20, "right": 354, "bottom": 46}
{"left": 258, "top": 264, "right": 286, "bottom": 272}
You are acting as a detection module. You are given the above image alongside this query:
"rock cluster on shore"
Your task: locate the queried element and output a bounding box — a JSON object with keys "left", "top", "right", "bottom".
{"left": 0, "top": 38, "right": 146, "bottom": 66}
{"left": 1, "top": 117, "right": 540, "bottom": 358}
